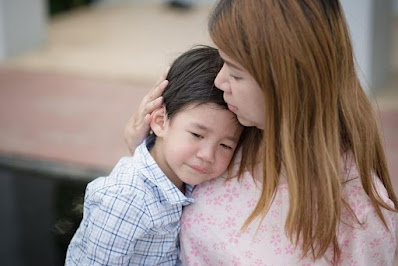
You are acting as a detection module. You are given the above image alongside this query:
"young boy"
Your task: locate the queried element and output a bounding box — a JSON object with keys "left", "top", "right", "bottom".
{"left": 65, "top": 46, "right": 244, "bottom": 265}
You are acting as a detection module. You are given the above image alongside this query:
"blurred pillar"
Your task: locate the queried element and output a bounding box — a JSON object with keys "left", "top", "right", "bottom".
{"left": 341, "top": 0, "right": 394, "bottom": 92}
{"left": 0, "top": 0, "right": 47, "bottom": 61}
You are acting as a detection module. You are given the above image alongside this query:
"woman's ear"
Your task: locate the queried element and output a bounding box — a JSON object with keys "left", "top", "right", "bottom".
{"left": 150, "top": 107, "right": 167, "bottom": 137}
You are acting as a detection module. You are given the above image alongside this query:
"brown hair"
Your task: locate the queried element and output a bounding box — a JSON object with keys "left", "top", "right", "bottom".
{"left": 209, "top": 0, "right": 398, "bottom": 261}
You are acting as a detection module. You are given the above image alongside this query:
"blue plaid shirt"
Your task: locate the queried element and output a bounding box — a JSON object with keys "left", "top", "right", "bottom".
{"left": 66, "top": 136, "right": 194, "bottom": 265}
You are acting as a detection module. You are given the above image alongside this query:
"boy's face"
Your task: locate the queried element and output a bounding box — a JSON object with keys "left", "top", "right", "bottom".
{"left": 154, "top": 103, "right": 243, "bottom": 186}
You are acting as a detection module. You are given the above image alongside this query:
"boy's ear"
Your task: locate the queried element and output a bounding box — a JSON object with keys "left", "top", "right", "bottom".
{"left": 150, "top": 107, "right": 167, "bottom": 137}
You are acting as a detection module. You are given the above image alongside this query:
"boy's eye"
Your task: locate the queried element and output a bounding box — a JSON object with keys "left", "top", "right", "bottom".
{"left": 191, "top": 132, "right": 203, "bottom": 139}
{"left": 220, "top": 143, "right": 233, "bottom": 150}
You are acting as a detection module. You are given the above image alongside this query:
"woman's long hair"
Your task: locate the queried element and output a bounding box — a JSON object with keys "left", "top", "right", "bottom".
{"left": 209, "top": 0, "right": 398, "bottom": 261}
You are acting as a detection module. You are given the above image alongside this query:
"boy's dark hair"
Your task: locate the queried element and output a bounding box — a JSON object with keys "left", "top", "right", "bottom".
{"left": 163, "top": 45, "right": 226, "bottom": 120}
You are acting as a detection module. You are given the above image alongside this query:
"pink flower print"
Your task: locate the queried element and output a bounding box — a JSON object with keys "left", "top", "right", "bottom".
{"left": 186, "top": 208, "right": 194, "bottom": 215}
{"left": 285, "top": 244, "right": 295, "bottom": 255}
{"left": 181, "top": 216, "right": 192, "bottom": 229}
{"left": 259, "top": 224, "right": 267, "bottom": 233}
{"left": 243, "top": 179, "right": 252, "bottom": 190}
{"left": 198, "top": 240, "right": 209, "bottom": 253}
{"left": 270, "top": 209, "right": 279, "bottom": 218}
{"left": 225, "top": 204, "right": 232, "bottom": 212}
{"left": 377, "top": 259, "right": 386, "bottom": 266}
{"left": 207, "top": 215, "right": 216, "bottom": 225}
{"left": 213, "top": 195, "right": 224, "bottom": 206}
{"left": 274, "top": 247, "right": 282, "bottom": 255}
{"left": 245, "top": 250, "right": 253, "bottom": 259}
{"left": 223, "top": 180, "right": 233, "bottom": 188}
{"left": 247, "top": 198, "right": 257, "bottom": 208}
{"left": 372, "top": 252, "right": 380, "bottom": 259}
{"left": 201, "top": 225, "right": 209, "bottom": 233}
{"left": 224, "top": 186, "right": 239, "bottom": 202}
{"left": 204, "top": 186, "right": 215, "bottom": 196}
{"left": 272, "top": 225, "right": 280, "bottom": 233}
{"left": 202, "top": 254, "right": 210, "bottom": 264}
{"left": 275, "top": 199, "right": 282, "bottom": 206}
{"left": 205, "top": 198, "right": 213, "bottom": 205}
{"left": 360, "top": 222, "right": 369, "bottom": 231}
{"left": 341, "top": 239, "right": 350, "bottom": 248}
{"left": 370, "top": 238, "right": 381, "bottom": 248}
{"left": 254, "top": 259, "right": 266, "bottom": 266}
{"left": 218, "top": 259, "right": 224, "bottom": 265}
{"left": 388, "top": 245, "right": 395, "bottom": 254}
{"left": 301, "top": 264, "right": 312, "bottom": 266}
{"left": 213, "top": 243, "right": 219, "bottom": 250}
{"left": 270, "top": 233, "right": 281, "bottom": 246}
{"left": 253, "top": 236, "right": 262, "bottom": 244}
{"left": 349, "top": 185, "right": 362, "bottom": 198}
{"left": 242, "top": 226, "right": 252, "bottom": 235}
{"left": 208, "top": 178, "right": 217, "bottom": 185}
{"left": 190, "top": 243, "right": 200, "bottom": 257}
{"left": 350, "top": 199, "right": 366, "bottom": 217}
{"left": 220, "top": 241, "right": 227, "bottom": 250}
{"left": 235, "top": 210, "right": 243, "bottom": 217}
{"left": 346, "top": 254, "right": 358, "bottom": 266}
{"left": 228, "top": 230, "right": 241, "bottom": 244}
{"left": 231, "top": 256, "right": 241, "bottom": 266}
{"left": 225, "top": 216, "right": 237, "bottom": 228}
{"left": 193, "top": 213, "right": 205, "bottom": 224}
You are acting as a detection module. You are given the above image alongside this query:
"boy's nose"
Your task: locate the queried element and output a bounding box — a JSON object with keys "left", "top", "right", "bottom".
{"left": 196, "top": 144, "right": 216, "bottom": 163}
{"left": 215, "top": 64, "right": 231, "bottom": 93}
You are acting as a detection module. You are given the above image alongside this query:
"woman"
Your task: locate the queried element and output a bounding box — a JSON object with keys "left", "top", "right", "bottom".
{"left": 125, "top": 0, "right": 397, "bottom": 264}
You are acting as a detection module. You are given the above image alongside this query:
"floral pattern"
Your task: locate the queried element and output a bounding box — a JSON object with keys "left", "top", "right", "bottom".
{"left": 180, "top": 155, "right": 396, "bottom": 265}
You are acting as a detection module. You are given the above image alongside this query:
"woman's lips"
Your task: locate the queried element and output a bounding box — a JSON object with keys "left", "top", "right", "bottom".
{"left": 227, "top": 103, "right": 238, "bottom": 112}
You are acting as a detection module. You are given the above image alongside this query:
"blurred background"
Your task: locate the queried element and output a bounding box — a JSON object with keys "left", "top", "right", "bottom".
{"left": 0, "top": 0, "right": 397, "bottom": 265}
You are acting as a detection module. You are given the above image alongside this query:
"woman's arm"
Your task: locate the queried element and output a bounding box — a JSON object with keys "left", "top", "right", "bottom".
{"left": 124, "top": 69, "right": 169, "bottom": 154}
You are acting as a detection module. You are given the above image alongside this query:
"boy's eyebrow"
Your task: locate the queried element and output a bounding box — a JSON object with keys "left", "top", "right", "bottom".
{"left": 190, "top": 122, "right": 240, "bottom": 142}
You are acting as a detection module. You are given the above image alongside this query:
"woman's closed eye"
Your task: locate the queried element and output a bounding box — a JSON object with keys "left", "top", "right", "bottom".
{"left": 230, "top": 74, "right": 242, "bottom": 81}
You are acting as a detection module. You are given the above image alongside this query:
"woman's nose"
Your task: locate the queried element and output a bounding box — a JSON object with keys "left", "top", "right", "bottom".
{"left": 215, "top": 64, "right": 231, "bottom": 93}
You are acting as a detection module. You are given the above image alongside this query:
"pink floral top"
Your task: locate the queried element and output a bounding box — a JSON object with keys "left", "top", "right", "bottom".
{"left": 180, "top": 155, "right": 396, "bottom": 265}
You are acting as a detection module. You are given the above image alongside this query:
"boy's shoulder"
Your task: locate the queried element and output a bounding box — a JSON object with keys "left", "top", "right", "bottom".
{"left": 86, "top": 156, "right": 157, "bottom": 204}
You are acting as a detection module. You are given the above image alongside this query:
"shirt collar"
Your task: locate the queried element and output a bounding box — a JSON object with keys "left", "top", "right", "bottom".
{"left": 134, "top": 135, "right": 194, "bottom": 205}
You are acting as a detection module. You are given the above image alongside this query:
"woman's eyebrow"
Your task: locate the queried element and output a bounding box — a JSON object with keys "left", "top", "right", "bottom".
{"left": 224, "top": 60, "right": 242, "bottom": 71}
{"left": 220, "top": 56, "right": 243, "bottom": 71}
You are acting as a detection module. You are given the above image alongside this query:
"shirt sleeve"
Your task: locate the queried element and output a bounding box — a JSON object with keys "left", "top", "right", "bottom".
{"left": 66, "top": 180, "right": 152, "bottom": 266}
{"left": 338, "top": 178, "right": 396, "bottom": 266}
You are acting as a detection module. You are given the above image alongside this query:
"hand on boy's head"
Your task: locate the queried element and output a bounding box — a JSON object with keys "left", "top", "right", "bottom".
{"left": 124, "top": 68, "right": 169, "bottom": 154}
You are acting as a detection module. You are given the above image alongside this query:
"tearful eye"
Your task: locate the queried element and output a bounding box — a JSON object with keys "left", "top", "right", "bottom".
{"left": 191, "top": 132, "right": 203, "bottom": 139}
{"left": 220, "top": 143, "right": 233, "bottom": 150}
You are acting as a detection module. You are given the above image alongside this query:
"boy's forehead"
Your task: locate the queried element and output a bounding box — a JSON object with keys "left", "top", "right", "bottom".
{"left": 179, "top": 104, "right": 242, "bottom": 139}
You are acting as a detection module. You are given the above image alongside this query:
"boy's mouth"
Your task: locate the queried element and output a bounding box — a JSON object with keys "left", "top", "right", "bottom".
{"left": 188, "top": 165, "right": 209, "bottom": 175}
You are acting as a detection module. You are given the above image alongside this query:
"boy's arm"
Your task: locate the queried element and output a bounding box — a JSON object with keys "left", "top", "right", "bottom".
{"left": 66, "top": 184, "right": 151, "bottom": 266}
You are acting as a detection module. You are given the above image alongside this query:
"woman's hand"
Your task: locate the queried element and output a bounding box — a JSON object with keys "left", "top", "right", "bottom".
{"left": 124, "top": 68, "right": 169, "bottom": 154}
